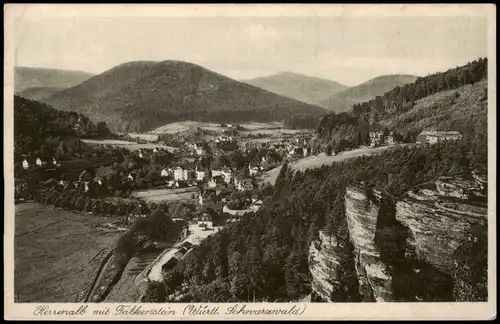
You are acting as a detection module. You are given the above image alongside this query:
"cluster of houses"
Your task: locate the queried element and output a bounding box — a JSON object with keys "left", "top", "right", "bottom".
{"left": 184, "top": 142, "right": 205, "bottom": 156}
{"left": 369, "top": 129, "right": 462, "bottom": 147}
{"left": 416, "top": 130, "right": 463, "bottom": 144}
{"left": 20, "top": 156, "right": 60, "bottom": 170}
{"left": 269, "top": 138, "right": 311, "bottom": 158}
{"left": 241, "top": 137, "right": 312, "bottom": 159}
{"left": 160, "top": 163, "right": 259, "bottom": 193}
{"left": 369, "top": 131, "right": 396, "bottom": 147}
{"left": 214, "top": 135, "right": 233, "bottom": 144}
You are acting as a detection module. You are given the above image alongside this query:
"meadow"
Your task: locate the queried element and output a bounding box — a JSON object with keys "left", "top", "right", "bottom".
{"left": 14, "top": 203, "right": 122, "bottom": 302}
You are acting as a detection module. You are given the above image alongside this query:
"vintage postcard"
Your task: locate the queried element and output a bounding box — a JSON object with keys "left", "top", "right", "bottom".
{"left": 4, "top": 3, "right": 496, "bottom": 320}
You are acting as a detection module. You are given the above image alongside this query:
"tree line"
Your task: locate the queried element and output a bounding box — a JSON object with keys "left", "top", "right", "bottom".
{"left": 14, "top": 95, "right": 112, "bottom": 160}
{"left": 351, "top": 58, "right": 487, "bottom": 121}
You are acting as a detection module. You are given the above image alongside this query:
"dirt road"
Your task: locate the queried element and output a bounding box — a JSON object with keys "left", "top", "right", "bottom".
{"left": 261, "top": 144, "right": 413, "bottom": 185}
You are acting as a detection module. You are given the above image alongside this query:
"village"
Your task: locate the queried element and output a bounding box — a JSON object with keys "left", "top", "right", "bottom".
{"left": 9, "top": 7, "right": 489, "bottom": 312}
{"left": 14, "top": 123, "right": 319, "bottom": 228}
{"left": 15, "top": 123, "right": 463, "bottom": 226}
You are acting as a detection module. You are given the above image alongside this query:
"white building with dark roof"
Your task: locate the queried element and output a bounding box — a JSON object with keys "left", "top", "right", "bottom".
{"left": 22, "top": 159, "right": 29, "bottom": 170}
{"left": 196, "top": 169, "right": 206, "bottom": 181}
{"left": 369, "top": 131, "right": 384, "bottom": 147}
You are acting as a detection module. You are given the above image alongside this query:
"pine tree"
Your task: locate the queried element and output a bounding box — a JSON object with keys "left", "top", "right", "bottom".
{"left": 324, "top": 192, "right": 343, "bottom": 239}
{"left": 272, "top": 162, "right": 288, "bottom": 200}
{"left": 143, "top": 281, "right": 167, "bottom": 302}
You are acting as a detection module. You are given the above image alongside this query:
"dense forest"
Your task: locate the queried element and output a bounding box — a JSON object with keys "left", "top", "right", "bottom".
{"left": 14, "top": 95, "right": 112, "bottom": 161}
{"left": 318, "top": 58, "right": 488, "bottom": 146}
{"left": 144, "top": 132, "right": 487, "bottom": 302}
{"left": 351, "top": 58, "right": 487, "bottom": 120}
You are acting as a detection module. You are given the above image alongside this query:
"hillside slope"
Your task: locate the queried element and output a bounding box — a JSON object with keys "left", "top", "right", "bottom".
{"left": 321, "top": 74, "right": 419, "bottom": 112}
{"left": 242, "top": 72, "right": 348, "bottom": 106}
{"left": 15, "top": 67, "right": 94, "bottom": 93}
{"left": 42, "top": 61, "right": 327, "bottom": 132}
{"left": 379, "top": 79, "right": 487, "bottom": 136}
{"left": 14, "top": 95, "right": 112, "bottom": 159}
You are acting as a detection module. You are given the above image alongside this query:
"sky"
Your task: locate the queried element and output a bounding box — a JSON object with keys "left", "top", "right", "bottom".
{"left": 14, "top": 15, "right": 488, "bottom": 86}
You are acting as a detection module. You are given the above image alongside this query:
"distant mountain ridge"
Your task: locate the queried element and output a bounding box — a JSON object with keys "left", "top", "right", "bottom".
{"left": 41, "top": 60, "right": 327, "bottom": 132}
{"left": 321, "top": 74, "right": 419, "bottom": 112}
{"left": 18, "top": 86, "right": 67, "bottom": 102}
{"left": 242, "top": 72, "right": 348, "bottom": 106}
{"left": 14, "top": 67, "right": 94, "bottom": 93}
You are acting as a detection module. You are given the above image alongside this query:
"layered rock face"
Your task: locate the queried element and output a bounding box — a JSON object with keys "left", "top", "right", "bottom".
{"left": 309, "top": 232, "right": 340, "bottom": 301}
{"left": 309, "top": 176, "right": 488, "bottom": 302}
{"left": 395, "top": 176, "right": 487, "bottom": 300}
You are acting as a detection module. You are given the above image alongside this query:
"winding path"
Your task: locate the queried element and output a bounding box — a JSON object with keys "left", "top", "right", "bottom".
{"left": 261, "top": 144, "right": 416, "bottom": 185}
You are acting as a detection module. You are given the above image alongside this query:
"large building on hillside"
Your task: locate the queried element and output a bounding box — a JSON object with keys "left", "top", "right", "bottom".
{"left": 173, "top": 167, "right": 189, "bottom": 181}
{"left": 369, "top": 131, "right": 384, "bottom": 147}
{"left": 369, "top": 131, "right": 395, "bottom": 147}
{"left": 195, "top": 169, "right": 206, "bottom": 181}
{"left": 416, "top": 131, "right": 463, "bottom": 144}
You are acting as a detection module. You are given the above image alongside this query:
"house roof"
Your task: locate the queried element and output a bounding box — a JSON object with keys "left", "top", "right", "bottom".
{"left": 182, "top": 241, "right": 194, "bottom": 248}
{"left": 198, "top": 212, "right": 213, "bottom": 220}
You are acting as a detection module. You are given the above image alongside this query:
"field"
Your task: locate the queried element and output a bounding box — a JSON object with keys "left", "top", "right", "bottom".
{"left": 261, "top": 144, "right": 413, "bottom": 185}
{"left": 131, "top": 187, "right": 199, "bottom": 203}
{"left": 148, "top": 121, "right": 223, "bottom": 135}
{"left": 126, "top": 133, "right": 159, "bottom": 142}
{"left": 14, "top": 203, "right": 122, "bottom": 302}
{"left": 148, "top": 120, "right": 314, "bottom": 136}
{"left": 239, "top": 128, "right": 314, "bottom": 137}
{"left": 80, "top": 139, "right": 176, "bottom": 152}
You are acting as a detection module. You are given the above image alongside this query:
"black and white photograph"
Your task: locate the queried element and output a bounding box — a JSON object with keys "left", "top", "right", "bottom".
{"left": 4, "top": 3, "right": 496, "bottom": 320}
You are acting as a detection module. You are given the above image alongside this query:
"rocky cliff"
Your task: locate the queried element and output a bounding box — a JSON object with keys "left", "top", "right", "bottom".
{"left": 344, "top": 186, "right": 395, "bottom": 302}
{"left": 309, "top": 175, "right": 488, "bottom": 302}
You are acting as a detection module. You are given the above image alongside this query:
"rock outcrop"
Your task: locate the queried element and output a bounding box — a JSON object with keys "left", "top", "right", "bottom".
{"left": 396, "top": 178, "right": 487, "bottom": 275}
{"left": 309, "top": 232, "right": 339, "bottom": 301}
{"left": 309, "top": 231, "right": 359, "bottom": 302}
{"left": 309, "top": 175, "right": 488, "bottom": 302}
{"left": 344, "top": 186, "right": 395, "bottom": 302}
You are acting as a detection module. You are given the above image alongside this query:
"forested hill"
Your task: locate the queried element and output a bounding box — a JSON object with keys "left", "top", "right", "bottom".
{"left": 42, "top": 61, "right": 328, "bottom": 133}
{"left": 15, "top": 67, "right": 94, "bottom": 93}
{"left": 317, "top": 58, "right": 488, "bottom": 146}
{"left": 14, "top": 95, "right": 112, "bottom": 160}
{"left": 320, "top": 74, "right": 418, "bottom": 112}
{"left": 242, "top": 72, "right": 348, "bottom": 107}
{"left": 18, "top": 86, "right": 67, "bottom": 102}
